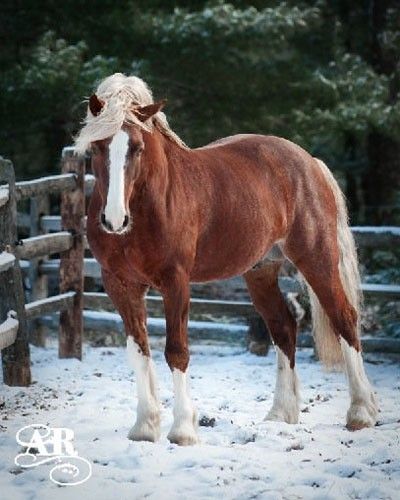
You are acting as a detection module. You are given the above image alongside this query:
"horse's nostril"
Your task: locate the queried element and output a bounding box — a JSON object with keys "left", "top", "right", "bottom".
{"left": 101, "top": 213, "right": 113, "bottom": 231}
{"left": 122, "top": 215, "right": 129, "bottom": 228}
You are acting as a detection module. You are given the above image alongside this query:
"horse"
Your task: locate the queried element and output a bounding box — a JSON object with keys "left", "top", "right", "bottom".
{"left": 75, "top": 73, "right": 378, "bottom": 445}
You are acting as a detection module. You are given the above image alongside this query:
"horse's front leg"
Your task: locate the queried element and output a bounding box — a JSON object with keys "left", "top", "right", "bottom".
{"left": 161, "top": 272, "right": 199, "bottom": 446}
{"left": 102, "top": 269, "right": 161, "bottom": 442}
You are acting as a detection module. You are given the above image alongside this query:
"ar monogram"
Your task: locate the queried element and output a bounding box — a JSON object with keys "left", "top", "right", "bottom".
{"left": 15, "top": 424, "right": 92, "bottom": 486}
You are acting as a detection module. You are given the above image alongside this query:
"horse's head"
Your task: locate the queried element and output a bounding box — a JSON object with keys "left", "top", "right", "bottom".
{"left": 88, "top": 95, "right": 166, "bottom": 234}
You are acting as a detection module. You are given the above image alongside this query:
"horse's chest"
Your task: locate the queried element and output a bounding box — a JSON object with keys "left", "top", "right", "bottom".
{"left": 87, "top": 223, "right": 160, "bottom": 284}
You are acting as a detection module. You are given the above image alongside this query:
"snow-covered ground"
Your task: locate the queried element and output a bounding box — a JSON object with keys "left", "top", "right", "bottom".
{"left": 0, "top": 340, "right": 399, "bottom": 500}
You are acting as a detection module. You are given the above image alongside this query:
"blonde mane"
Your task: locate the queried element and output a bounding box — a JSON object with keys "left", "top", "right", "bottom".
{"left": 74, "top": 73, "right": 187, "bottom": 154}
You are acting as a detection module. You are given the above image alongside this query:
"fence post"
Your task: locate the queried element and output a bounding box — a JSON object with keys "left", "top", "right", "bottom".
{"left": 0, "top": 157, "right": 31, "bottom": 386}
{"left": 29, "top": 194, "right": 49, "bottom": 347}
{"left": 59, "top": 147, "right": 85, "bottom": 359}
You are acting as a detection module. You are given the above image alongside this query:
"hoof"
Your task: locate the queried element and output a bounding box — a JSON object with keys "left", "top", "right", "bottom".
{"left": 128, "top": 423, "right": 160, "bottom": 442}
{"left": 248, "top": 340, "right": 269, "bottom": 356}
{"left": 168, "top": 406, "right": 199, "bottom": 445}
{"left": 128, "top": 413, "right": 161, "bottom": 442}
{"left": 265, "top": 407, "right": 299, "bottom": 424}
{"left": 167, "top": 427, "right": 199, "bottom": 446}
{"left": 346, "top": 398, "right": 378, "bottom": 431}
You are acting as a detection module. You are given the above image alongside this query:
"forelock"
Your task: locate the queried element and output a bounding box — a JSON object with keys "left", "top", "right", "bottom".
{"left": 74, "top": 73, "right": 187, "bottom": 154}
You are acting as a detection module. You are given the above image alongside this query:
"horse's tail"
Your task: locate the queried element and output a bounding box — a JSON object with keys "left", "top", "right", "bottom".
{"left": 307, "top": 158, "right": 362, "bottom": 369}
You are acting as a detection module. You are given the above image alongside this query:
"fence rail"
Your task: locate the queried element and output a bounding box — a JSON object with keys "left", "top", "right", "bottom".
{"left": 84, "top": 292, "right": 257, "bottom": 318}
{"left": 16, "top": 257, "right": 400, "bottom": 299}
{"left": 1, "top": 173, "right": 96, "bottom": 207}
{"left": 1, "top": 150, "right": 399, "bottom": 387}
{"left": 15, "top": 173, "right": 77, "bottom": 200}
{"left": 16, "top": 232, "right": 73, "bottom": 260}
{"left": 25, "top": 291, "right": 76, "bottom": 320}
{"left": 352, "top": 226, "right": 400, "bottom": 247}
{"left": 13, "top": 215, "right": 400, "bottom": 248}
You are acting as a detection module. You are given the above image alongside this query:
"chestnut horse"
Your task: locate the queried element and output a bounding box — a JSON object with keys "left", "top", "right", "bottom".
{"left": 75, "top": 73, "right": 378, "bottom": 445}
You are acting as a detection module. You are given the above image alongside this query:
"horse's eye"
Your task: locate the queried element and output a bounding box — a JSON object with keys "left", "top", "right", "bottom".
{"left": 129, "top": 143, "right": 144, "bottom": 156}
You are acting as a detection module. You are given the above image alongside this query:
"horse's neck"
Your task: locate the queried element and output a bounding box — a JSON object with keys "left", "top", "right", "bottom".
{"left": 141, "top": 128, "right": 189, "bottom": 192}
{"left": 131, "top": 129, "right": 185, "bottom": 215}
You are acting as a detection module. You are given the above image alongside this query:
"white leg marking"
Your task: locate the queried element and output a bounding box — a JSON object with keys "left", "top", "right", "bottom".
{"left": 167, "top": 369, "right": 199, "bottom": 446}
{"left": 126, "top": 337, "right": 161, "bottom": 442}
{"left": 105, "top": 129, "right": 129, "bottom": 232}
{"left": 341, "top": 340, "right": 378, "bottom": 430}
{"left": 265, "top": 347, "right": 300, "bottom": 424}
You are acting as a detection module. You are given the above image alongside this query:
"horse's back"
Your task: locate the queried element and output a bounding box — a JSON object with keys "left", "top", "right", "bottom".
{"left": 195, "top": 133, "right": 317, "bottom": 180}
{"left": 195, "top": 133, "right": 321, "bottom": 199}
{"left": 197, "top": 133, "right": 309, "bottom": 158}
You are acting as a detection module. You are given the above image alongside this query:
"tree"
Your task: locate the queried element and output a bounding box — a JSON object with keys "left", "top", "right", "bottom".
{"left": 293, "top": 1, "right": 400, "bottom": 223}
{"left": 0, "top": 1, "right": 398, "bottom": 223}
{"left": 130, "top": 2, "right": 322, "bottom": 146}
{"left": 0, "top": 32, "right": 118, "bottom": 177}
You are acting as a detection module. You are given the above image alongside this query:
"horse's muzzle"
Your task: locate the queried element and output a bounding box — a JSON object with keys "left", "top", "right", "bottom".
{"left": 100, "top": 212, "right": 130, "bottom": 234}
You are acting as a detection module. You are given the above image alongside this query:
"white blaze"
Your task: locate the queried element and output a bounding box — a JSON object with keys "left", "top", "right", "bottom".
{"left": 104, "top": 129, "right": 129, "bottom": 231}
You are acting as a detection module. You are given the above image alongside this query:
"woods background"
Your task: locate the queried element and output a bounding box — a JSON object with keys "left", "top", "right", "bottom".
{"left": 0, "top": 0, "right": 399, "bottom": 225}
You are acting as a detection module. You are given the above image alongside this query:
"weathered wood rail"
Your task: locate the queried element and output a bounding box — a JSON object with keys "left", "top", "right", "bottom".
{"left": 1, "top": 149, "right": 399, "bottom": 386}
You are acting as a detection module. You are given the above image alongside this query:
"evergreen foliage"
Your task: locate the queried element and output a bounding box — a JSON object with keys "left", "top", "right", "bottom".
{"left": 0, "top": 1, "right": 398, "bottom": 222}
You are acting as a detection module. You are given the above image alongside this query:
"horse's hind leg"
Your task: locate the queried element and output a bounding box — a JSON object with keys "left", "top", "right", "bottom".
{"left": 102, "top": 269, "right": 161, "bottom": 442}
{"left": 244, "top": 261, "right": 300, "bottom": 424}
{"left": 284, "top": 226, "right": 378, "bottom": 430}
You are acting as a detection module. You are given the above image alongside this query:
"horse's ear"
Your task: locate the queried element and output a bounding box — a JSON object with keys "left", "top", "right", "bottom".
{"left": 89, "top": 94, "right": 105, "bottom": 117}
{"left": 133, "top": 99, "right": 167, "bottom": 122}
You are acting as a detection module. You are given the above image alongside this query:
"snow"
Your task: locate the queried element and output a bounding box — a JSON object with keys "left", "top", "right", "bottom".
{"left": 352, "top": 226, "right": 400, "bottom": 235}
{"left": 0, "top": 251, "right": 15, "bottom": 272}
{"left": 26, "top": 291, "right": 76, "bottom": 309}
{"left": 0, "top": 310, "right": 18, "bottom": 350}
{"left": 0, "top": 341, "right": 399, "bottom": 499}
{"left": 0, "top": 185, "right": 9, "bottom": 208}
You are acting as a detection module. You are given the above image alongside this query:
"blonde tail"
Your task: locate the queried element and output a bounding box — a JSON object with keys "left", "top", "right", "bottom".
{"left": 308, "top": 159, "right": 362, "bottom": 369}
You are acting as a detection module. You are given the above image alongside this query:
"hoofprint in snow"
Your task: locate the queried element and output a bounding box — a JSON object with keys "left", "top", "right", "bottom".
{"left": 0, "top": 341, "right": 399, "bottom": 500}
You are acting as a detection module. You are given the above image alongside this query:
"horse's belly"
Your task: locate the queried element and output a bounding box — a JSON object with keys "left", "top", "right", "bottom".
{"left": 190, "top": 230, "right": 277, "bottom": 282}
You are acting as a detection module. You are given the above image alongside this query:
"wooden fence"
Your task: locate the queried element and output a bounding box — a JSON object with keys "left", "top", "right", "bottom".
{"left": 1, "top": 150, "right": 400, "bottom": 386}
